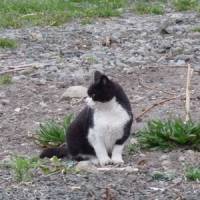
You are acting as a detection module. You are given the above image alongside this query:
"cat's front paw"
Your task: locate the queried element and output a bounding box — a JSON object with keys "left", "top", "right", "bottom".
{"left": 99, "top": 157, "right": 112, "bottom": 166}
{"left": 111, "top": 158, "right": 124, "bottom": 165}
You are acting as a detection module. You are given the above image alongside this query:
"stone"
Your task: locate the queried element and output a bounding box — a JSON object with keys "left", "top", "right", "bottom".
{"left": 61, "top": 86, "right": 87, "bottom": 100}
{"left": 1, "top": 99, "right": 10, "bottom": 105}
{"left": 75, "top": 161, "right": 98, "bottom": 173}
{"left": 159, "top": 154, "right": 169, "bottom": 161}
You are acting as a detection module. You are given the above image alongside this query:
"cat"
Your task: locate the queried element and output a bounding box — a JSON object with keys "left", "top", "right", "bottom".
{"left": 40, "top": 71, "right": 133, "bottom": 166}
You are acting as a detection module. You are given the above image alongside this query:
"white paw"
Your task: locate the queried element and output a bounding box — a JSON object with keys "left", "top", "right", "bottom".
{"left": 111, "top": 157, "right": 124, "bottom": 165}
{"left": 99, "top": 157, "right": 112, "bottom": 166}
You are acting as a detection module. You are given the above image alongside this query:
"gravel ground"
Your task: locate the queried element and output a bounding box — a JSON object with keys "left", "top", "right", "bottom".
{"left": 1, "top": 10, "right": 200, "bottom": 200}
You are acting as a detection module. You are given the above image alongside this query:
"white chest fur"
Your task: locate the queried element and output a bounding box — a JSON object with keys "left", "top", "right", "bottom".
{"left": 87, "top": 97, "right": 130, "bottom": 153}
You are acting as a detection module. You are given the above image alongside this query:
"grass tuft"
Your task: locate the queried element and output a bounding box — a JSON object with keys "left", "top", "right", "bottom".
{"left": 137, "top": 119, "right": 200, "bottom": 151}
{"left": 186, "top": 167, "right": 200, "bottom": 181}
{"left": 172, "top": 0, "right": 198, "bottom": 11}
{"left": 151, "top": 171, "right": 174, "bottom": 181}
{"left": 0, "top": 75, "right": 12, "bottom": 85}
{"left": 9, "top": 156, "right": 39, "bottom": 182}
{"left": 5, "top": 155, "right": 78, "bottom": 182}
{"left": 35, "top": 115, "right": 73, "bottom": 147}
{"left": 0, "top": 0, "right": 127, "bottom": 28}
{"left": 192, "top": 27, "right": 200, "bottom": 32}
{"left": 133, "top": 1, "right": 164, "bottom": 15}
{"left": 0, "top": 38, "right": 17, "bottom": 48}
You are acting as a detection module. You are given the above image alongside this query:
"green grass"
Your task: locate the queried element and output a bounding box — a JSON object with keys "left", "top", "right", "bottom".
{"left": 133, "top": 1, "right": 165, "bottom": 15}
{"left": 192, "top": 27, "right": 200, "bottom": 32}
{"left": 0, "top": 0, "right": 127, "bottom": 28}
{"left": 186, "top": 167, "right": 200, "bottom": 181}
{"left": 0, "top": 38, "right": 17, "bottom": 48}
{"left": 137, "top": 119, "right": 200, "bottom": 151}
{"left": 172, "top": 0, "right": 199, "bottom": 11}
{"left": 5, "top": 155, "right": 77, "bottom": 182}
{"left": 9, "top": 156, "right": 39, "bottom": 182}
{"left": 0, "top": 75, "right": 12, "bottom": 85}
{"left": 35, "top": 115, "right": 73, "bottom": 147}
{"left": 127, "top": 143, "right": 140, "bottom": 154}
{"left": 151, "top": 171, "right": 174, "bottom": 181}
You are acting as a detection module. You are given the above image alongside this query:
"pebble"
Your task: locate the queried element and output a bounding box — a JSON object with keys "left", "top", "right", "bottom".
{"left": 61, "top": 86, "right": 87, "bottom": 100}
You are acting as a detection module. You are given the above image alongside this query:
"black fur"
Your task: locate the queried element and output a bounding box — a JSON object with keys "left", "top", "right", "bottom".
{"left": 39, "top": 71, "right": 133, "bottom": 160}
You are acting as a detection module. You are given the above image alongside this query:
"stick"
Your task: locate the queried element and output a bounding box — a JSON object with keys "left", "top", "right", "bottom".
{"left": 0, "top": 67, "right": 29, "bottom": 75}
{"left": 97, "top": 166, "right": 138, "bottom": 172}
{"left": 185, "top": 63, "right": 193, "bottom": 122}
{"left": 0, "top": 63, "right": 46, "bottom": 75}
{"left": 135, "top": 96, "right": 180, "bottom": 121}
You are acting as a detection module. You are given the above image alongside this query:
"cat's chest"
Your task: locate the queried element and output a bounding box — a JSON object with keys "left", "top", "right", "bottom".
{"left": 93, "top": 106, "right": 129, "bottom": 130}
{"left": 90, "top": 100, "right": 130, "bottom": 149}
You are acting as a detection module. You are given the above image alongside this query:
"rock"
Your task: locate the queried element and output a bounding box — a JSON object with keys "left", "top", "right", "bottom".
{"left": 175, "top": 59, "right": 186, "bottom": 65}
{"left": 1, "top": 99, "right": 10, "bottom": 105}
{"left": 61, "top": 86, "right": 87, "bottom": 100}
{"left": 75, "top": 161, "right": 98, "bottom": 173}
{"left": 39, "top": 101, "right": 47, "bottom": 107}
{"left": 159, "top": 154, "right": 169, "bottom": 161}
{"left": 12, "top": 75, "right": 26, "bottom": 81}
{"left": 14, "top": 107, "right": 21, "bottom": 112}
{"left": 178, "top": 156, "right": 185, "bottom": 162}
{"left": 0, "top": 92, "right": 6, "bottom": 99}
{"left": 130, "top": 138, "right": 138, "bottom": 145}
{"left": 161, "top": 160, "right": 172, "bottom": 170}
{"left": 29, "top": 31, "right": 43, "bottom": 41}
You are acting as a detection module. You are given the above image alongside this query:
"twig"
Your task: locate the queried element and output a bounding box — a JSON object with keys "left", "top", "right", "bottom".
{"left": 138, "top": 76, "right": 176, "bottom": 95}
{"left": 104, "top": 187, "right": 115, "bottom": 200}
{"left": 136, "top": 95, "right": 181, "bottom": 121}
{"left": 185, "top": 63, "right": 193, "bottom": 122}
{"left": 0, "top": 67, "right": 29, "bottom": 75}
{"left": 0, "top": 63, "right": 46, "bottom": 75}
{"left": 97, "top": 166, "right": 138, "bottom": 172}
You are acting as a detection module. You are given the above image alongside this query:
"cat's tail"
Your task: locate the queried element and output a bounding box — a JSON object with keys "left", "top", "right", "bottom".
{"left": 40, "top": 143, "right": 68, "bottom": 159}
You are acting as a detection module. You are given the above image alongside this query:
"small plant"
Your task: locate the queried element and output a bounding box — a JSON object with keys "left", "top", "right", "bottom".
{"left": 172, "top": 0, "right": 198, "bottom": 11}
{"left": 127, "top": 143, "right": 140, "bottom": 154}
{"left": 192, "top": 27, "right": 200, "bottom": 32}
{"left": 39, "top": 156, "right": 78, "bottom": 175}
{"left": 137, "top": 119, "right": 200, "bottom": 150}
{"left": 35, "top": 115, "right": 73, "bottom": 147}
{"left": 6, "top": 155, "right": 78, "bottom": 182}
{"left": 133, "top": 2, "right": 164, "bottom": 15}
{"left": 151, "top": 171, "right": 173, "bottom": 181}
{"left": 0, "top": 0, "right": 127, "bottom": 28}
{"left": 0, "top": 74, "right": 12, "bottom": 85}
{"left": 0, "top": 38, "right": 17, "bottom": 48}
{"left": 186, "top": 167, "right": 200, "bottom": 181}
{"left": 9, "top": 156, "right": 39, "bottom": 182}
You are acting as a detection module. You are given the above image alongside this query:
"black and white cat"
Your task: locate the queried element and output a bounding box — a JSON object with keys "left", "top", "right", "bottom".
{"left": 40, "top": 71, "right": 133, "bottom": 166}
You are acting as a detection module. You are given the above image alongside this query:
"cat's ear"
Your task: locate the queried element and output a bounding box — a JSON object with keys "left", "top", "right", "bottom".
{"left": 94, "top": 71, "right": 102, "bottom": 83}
{"left": 100, "top": 75, "right": 109, "bottom": 86}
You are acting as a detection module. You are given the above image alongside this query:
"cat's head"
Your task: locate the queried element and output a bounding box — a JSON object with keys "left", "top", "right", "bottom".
{"left": 87, "top": 71, "right": 115, "bottom": 102}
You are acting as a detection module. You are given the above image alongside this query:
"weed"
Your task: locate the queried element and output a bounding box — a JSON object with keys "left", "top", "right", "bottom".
{"left": 35, "top": 115, "right": 73, "bottom": 147}
{"left": 133, "top": 1, "right": 164, "bottom": 15}
{"left": 0, "top": 0, "right": 127, "bottom": 28}
{"left": 151, "top": 171, "right": 174, "bottom": 181}
{"left": 0, "top": 75, "right": 12, "bottom": 85}
{"left": 0, "top": 38, "right": 17, "bottom": 48}
{"left": 192, "top": 27, "right": 200, "bottom": 32}
{"left": 186, "top": 167, "right": 200, "bottom": 181}
{"left": 172, "top": 0, "right": 198, "bottom": 11}
{"left": 137, "top": 119, "right": 200, "bottom": 150}
{"left": 9, "top": 156, "right": 39, "bottom": 182}
{"left": 127, "top": 143, "right": 140, "bottom": 154}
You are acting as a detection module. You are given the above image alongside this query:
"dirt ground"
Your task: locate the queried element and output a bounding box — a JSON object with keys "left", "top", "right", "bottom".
{"left": 1, "top": 11, "right": 200, "bottom": 200}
